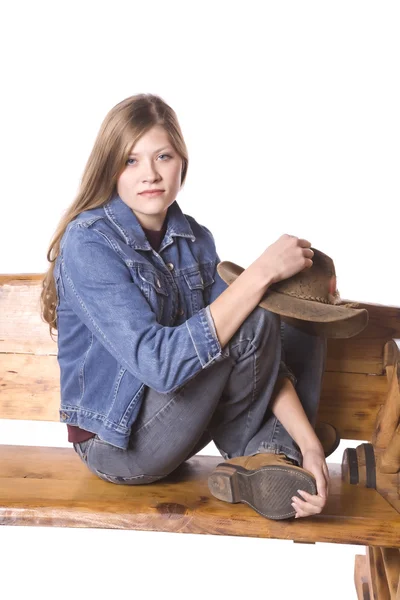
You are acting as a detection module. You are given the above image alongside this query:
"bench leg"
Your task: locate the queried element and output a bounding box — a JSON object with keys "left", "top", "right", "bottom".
{"left": 354, "top": 553, "right": 371, "bottom": 599}
{"left": 355, "top": 547, "right": 400, "bottom": 600}
{"left": 341, "top": 442, "right": 400, "bottom": 516}
{"left": 341, "top": 342, "right": 400, "bottom": 515}
{"left": 373, "top": 348, "right": 400, "bottom": 475}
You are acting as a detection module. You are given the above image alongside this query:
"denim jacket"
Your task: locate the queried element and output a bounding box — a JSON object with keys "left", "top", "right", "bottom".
{"left": 54, "top": 193, "right": 292, "bottom": 449}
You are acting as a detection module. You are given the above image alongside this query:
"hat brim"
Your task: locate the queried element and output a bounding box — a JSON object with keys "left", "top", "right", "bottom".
{"left": 217, "top": 261, "right": 368, "bottom": 339}
{"left": 259, "top": 290, "right": 368, "bottom": 338}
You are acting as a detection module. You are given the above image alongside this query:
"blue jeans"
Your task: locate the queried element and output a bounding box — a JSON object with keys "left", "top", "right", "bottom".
{"left": 74, "top": 307, "right": 326, "bottom": 485}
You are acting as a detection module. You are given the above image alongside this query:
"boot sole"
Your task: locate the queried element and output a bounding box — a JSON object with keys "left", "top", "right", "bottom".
{"left": 208, "top": 462, "right": 317, "bottom": 520}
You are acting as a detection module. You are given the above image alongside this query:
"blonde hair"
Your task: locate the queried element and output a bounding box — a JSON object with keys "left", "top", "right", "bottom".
{"left": 41, "top": 93, "right": 189, "bottom": 339}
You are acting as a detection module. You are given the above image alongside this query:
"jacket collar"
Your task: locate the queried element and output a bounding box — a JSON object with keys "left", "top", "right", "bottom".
{"left": 104, "top": 193, "right": 195, "bottom": 250}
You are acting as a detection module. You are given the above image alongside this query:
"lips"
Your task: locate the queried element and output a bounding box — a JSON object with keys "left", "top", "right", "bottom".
{"left": 139, "top": 190, "right": 164, "bottom": 195}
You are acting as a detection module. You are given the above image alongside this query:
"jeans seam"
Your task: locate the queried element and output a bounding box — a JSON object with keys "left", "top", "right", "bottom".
{"left": 270, "top": 417, "right": 279, "bottom": 444}
{"left": 134, "top": 393, "right": 178, "bottom": 435}
{"left": 94, "top": 469, "right": 166, "bottom": 483}
{"left": 243, "top": 351, "right": 257, "bottom": 442}
{"left": 230, "top": 337, "right": 254, "bottom": 353}
{"left": 74, "top": 437, "right": 95, "bottom": 462}
{"left": 259, "top": 442, "right": 302, "bottom": 465}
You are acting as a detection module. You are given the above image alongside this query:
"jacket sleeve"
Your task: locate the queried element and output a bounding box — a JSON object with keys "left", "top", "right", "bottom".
{"left": 200, "top": 225, "right": 229, "bottom": 304}
{"left": 202, "top": 224, "right": 297, "bottom": 385}
{"left": 208, "top": 252, "right": 229, "bottom": 304}
{"left": 58, "top": 224, "right": 224, "bottom": 395}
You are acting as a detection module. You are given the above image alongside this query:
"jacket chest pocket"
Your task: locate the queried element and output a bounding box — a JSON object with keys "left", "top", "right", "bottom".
{"left": 183, "top": 268, "right": 215, "bottom": 314}
{"left": 137, "top": 267, "right": 169, "bottom": 322}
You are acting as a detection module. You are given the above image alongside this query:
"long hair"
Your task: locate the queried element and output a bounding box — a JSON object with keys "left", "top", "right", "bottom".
{"left": 40, "top": 93, "right": 189, "bottom": 339}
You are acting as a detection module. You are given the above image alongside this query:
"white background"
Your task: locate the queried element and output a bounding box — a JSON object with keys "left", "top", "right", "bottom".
{"left": 1, "top": 1, "right": 399, "bottom": 599}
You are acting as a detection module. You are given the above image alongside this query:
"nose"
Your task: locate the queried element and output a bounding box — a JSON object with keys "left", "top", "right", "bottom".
{"left": 142, "top": 160, "right": 161, "bottom": 183}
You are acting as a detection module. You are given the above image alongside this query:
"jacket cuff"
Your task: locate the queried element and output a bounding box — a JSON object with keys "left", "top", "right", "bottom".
{"left": 186, "top": 305, "right": 223, "bottom": 367}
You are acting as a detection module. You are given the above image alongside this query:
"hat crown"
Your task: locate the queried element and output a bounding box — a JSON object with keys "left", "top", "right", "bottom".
{"left": 271, "top": 249, "right": 338, "bottom": 305}
{"left": 216, "top": 251, "right": 368, "bottom": 338}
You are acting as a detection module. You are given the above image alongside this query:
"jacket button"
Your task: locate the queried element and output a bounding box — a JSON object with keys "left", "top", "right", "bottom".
{"left": 166, "top": 262, "right": 174, "bottom": 271}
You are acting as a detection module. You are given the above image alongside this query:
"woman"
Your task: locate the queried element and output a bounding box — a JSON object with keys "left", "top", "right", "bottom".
{"left": 41, "top": 93, "right": 329, "bottom": 520}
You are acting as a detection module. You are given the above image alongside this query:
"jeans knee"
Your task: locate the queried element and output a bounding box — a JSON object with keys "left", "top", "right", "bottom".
{"left": 228, "top": 305, "right": 281, "bottom": 360}
{"left": 253, "top": 305, "right": 281, "bottom": 339}
{"left": 282, "top": 321, "right": 327, "bottom": 363}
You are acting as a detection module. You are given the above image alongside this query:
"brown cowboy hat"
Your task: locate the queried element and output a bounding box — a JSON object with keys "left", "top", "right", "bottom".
{"left": 217, "top": 248, "right": 368, "bottom": 339}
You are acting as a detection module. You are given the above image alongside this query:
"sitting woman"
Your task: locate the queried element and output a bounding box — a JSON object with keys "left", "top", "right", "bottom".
{"left": 41, "top": 92, "right": 330, "bottom": 520}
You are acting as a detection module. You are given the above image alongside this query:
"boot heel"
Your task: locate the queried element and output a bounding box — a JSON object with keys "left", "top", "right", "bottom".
{"left": 208, "top": 463, "right": 243, "bottom": 503}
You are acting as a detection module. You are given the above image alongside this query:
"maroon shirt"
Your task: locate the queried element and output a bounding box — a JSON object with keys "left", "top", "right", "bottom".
{"left": 67, "top": 218, "right": 168, "bottom": 444}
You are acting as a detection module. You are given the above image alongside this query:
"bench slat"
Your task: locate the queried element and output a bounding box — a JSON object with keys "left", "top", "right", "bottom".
{"left": 0, "top": 354, "right": 388, "bottom": 441}
{"left": 2, "top": 277, "right": 400, "bottom": 375}
{"left": 0, "top": 276, "right": 56, "bottom": 355}
{"left": 327, "top": 301, "right": 400, "bottom": 374}
{"left": 0, "top": 446, "right": 399, "bottom": 547}
{"left": 0, "top": 354, "right": 59, "bottom": 421}
{"left": 318, "top": 372, "right": 387, "bottom": 439}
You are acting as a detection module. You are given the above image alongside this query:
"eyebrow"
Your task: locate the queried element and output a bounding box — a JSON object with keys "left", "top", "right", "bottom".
{"left": 128, "top": 146, "right": 172, "bottom": 156}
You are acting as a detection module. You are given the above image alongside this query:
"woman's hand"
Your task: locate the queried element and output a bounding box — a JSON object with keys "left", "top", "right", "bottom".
{"left": 252, "top": 234, "right": 314, "bottom": 285}
{"left": 291, "top": 445, "right": 330, "bottom": 519}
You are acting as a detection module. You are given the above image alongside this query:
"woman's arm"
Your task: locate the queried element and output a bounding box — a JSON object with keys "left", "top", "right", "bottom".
{"left": 269, "top": 377, "right": 322, "bottom": 453}
{"left": 271, "top": 377, "right": 330, "bottom": 514}
{"left": 208, "top": 234, "right": 313, "bottom": 350}
{"left": 59, "top": 225, "right": 226, "bottom": 395}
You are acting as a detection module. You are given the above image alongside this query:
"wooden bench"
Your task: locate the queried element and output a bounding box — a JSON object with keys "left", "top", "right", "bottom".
{"left": 1, "top": 273, "right": 399, "bottom": 599}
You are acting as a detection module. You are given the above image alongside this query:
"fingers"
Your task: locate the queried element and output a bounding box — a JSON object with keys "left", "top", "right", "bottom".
{"left": 292, "top": 489, "right": 326, "bottom": 518}
{"left": 283, "top": 235, "right": 312, "bottom": 249}
{"left": 315, "top": 469, "right": 328, "bottom": 499}
{"left": 303, "top": 259, "right": 313, "bottom": 270}
{"left": 297, "top": 238, "right": 312, "bottom": 248}
{"left": 287, "top": 236, "right": 314, "bottom": 267}
{"left": 323, "top": 463, "right": 331, "bottom": 495}
{"left": 302, "top": 248, "right": 314, "bottom": 270}
{"left": 298, "top": 489, "right": 326, "bottom": 507}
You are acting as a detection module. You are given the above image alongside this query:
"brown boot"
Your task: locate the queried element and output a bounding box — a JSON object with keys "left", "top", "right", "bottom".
{"left": 208, "top": 453, "right": 317, "bottom": 520}
{"left": 315, "top": 422, "right": 340, "bottom": 458}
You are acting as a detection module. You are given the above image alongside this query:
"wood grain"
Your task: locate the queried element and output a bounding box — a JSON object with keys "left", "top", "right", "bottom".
{"left": 0, "top": 354, "right": 60, "bottom": 421}
{"left": 0, "top": 275, "right": 56, "bottom": 355}
{"left": 374, "top": 365, "right": 400, "bottom": 450}
{"left": 0, "top": 448, "right": 400, "bottom": 546}
{"left": 381, "top": 547, "right": 400, "bottom": 598}
{"left": 318, "top": 372, "right": 388, "bottom": 440}
{"left": 2, "top": 276, "right": 400, "bottom": 375}
{"left": 0, "top": 353, "right": 390, "bottom": 441}
{"left": 354, "top": 553, "right": 371, "bottom": 600}
{"left": 367, "top": 546, "right": 391, "bottom": 600}
{"left": 326, "top": 304, "right": 400, "bottom": 375}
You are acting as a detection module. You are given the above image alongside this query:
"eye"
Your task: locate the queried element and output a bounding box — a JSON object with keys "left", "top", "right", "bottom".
{"left": 125, "top": 154, "right": 172, "bottom": 166}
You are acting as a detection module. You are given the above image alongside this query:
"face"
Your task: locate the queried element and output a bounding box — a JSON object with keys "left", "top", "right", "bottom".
{"left": 116, "top": 125, "right": 183, "bottom": 231}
